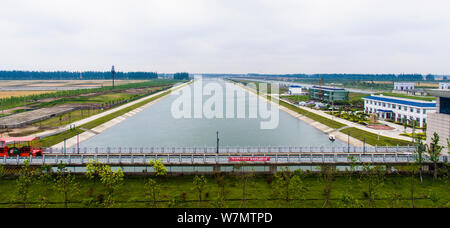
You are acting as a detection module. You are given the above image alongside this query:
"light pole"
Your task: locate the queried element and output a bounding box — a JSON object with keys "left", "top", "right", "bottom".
{"left": 111, "top": 65, "right": 116, "bottom": 89}
{"left": 347, "top": 130, "right": 350, "bottom": 153}
{"left": 216, "top": 131, "right": 220, "bottom": 154}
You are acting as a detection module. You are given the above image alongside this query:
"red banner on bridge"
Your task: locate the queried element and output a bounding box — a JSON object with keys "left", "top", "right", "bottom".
{"left": 229, "top": 157, "right": 271, "bottom": 162}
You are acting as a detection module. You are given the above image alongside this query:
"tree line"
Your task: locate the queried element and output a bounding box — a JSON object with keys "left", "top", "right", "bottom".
{"left": 248, "top": 73, "right": 443, "bottom": 81}
{"left": 0, "top": 71, "right": 159, "bottom": 80}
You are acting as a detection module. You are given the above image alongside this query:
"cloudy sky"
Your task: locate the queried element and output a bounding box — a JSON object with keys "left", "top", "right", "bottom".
{"left": 1, "top": 0, "right": 449, "bottom": 74}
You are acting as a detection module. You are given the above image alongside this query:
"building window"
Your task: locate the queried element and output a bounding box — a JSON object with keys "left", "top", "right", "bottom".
{"left": 398, "top": 105, "right": 402, "bottom": 110}
{"left": 423, "top": 109, "right": 426, "bottom": 114}
{"left": 417, "top": 109, "right": 420, "bottom": 114}
{"left": 410, "top": 108, "right": 413, "bottom": 112}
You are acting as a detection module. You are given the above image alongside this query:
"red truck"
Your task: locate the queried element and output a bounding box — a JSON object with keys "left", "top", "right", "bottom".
{"left": 0, "top": 137, "right": 43, "bottom": 157}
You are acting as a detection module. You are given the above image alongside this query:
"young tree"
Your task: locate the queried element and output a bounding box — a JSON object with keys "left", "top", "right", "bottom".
{"left": 16, "top": 159, "right": 36, "bottom": 208}
{"left": 86, "top": 160, "right": 103, "bottom": 189}
{"left": 98, "top": 165, "right": 124, "bottom": 208}
{"left": 320, "top": 166, "right": 335, "bottom": 208}
{"left": 54, "top": 162, "right": 80, "bottom": 208}
{"left": 192, "top": 175, "right": 208, "bottom": 207}
{"left": 213, "top": 173, "right": 227, "bottom": 208}
{"left": 145, "top": 159, "right": 167, "bottom": 208}
{"left": 361, "top": 165, "right": 385, "bottom": 208}
{"left": 272, "top": 167, "right": 307, "bottom": 207}
{"left": 37, "top": 164, "right": 54, "bottom": 208}
{"left": 414, "top": 138, "right": 426, "bottom": 184}
{"left": 428, "top": 133, "right": 444, "bottom": 180}
{"left": 234, "top": 163, "right": 254, "bottom": 208}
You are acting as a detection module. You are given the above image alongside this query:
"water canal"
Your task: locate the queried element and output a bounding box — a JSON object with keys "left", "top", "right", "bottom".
{"left": 80, "top": 78, "right": 344, "bottom": 148}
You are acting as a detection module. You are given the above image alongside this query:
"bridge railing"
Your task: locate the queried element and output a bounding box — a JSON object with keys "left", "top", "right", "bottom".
{"left": 44, "top": 146, "right": 414, "bottom": 155}
{"left": 2, "top": 154, "right": 447, "bottom": 166}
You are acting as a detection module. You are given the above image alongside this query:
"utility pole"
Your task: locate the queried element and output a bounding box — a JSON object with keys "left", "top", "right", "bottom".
{"left": 363, "top": 137, "right": 366, "bottom": 154}
{"left": 111, "top": 65, "right": 116, "bottom": 89}
{"left": 216, "top": 131, "right": 220, "bottom": 154}
{"left": 347, "top": 130, "right": 350, "bottom": 153}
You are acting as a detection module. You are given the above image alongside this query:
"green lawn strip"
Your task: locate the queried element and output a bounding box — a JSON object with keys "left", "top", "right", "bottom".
{"left": 40, "top": 91, "right": 171, "bottom": 148}
{"left": 374, "top": 93, "right": 436, "bottom": 101}
{"left": 0, "top": 175, "right": 447, "bottom": 208}
{"left": 340, "top": 127, "right": 411, "bottom": 146}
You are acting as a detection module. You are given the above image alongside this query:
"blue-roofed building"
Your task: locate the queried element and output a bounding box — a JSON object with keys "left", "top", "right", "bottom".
{"left": 362, "top": 95, "right": 437, "bottom": 127}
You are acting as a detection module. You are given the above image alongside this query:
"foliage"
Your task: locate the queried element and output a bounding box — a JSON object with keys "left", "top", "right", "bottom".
{"left": 360, "top": 165, "right": 386, "bottom": 208}
{"left": 54, "top": 162, "right": 80, "bottom": 208}
{"left": 149, "top": 159, "right": 168, "bottom": 176}
{"left": 428, "top": 133, "right": 444, "bottom": 180}
{"left": 37, "top": 164, "right": 54, "bottom": 208}
{"left": 192, "top": 175, "right": 208, "bottom": 207}
{"left": 272, "top": 167, "right": 307, "bottom": 207}
{"left": 98, "top": 165, "right": 124, "bottom": 208}
{"left": 15, "top": 159, "right": 37, "bottom": 208}
{"left": 145, "top": 159, "right": 167, "bottom": 207}
{"left": 319, "top": 166, "right": 335, "bottom": 208}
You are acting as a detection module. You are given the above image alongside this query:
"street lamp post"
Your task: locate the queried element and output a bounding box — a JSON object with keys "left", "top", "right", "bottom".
{"left": 216, "top": 131, "right": 220, "bottom": 154}
{"left": 111, "top": 65, "right": 116, "bottom": 89}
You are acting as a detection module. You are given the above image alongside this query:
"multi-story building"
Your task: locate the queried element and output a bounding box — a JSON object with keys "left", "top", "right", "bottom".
{"left": 309, "top": 86, "right": 349, "bottom": 102}
{"left": 394, "top": 82, "right": 415, "bottom": 91}
{"left": 288, "top": 86, "right": 307, "bottom": 95}
{"left": 362, "top": 95, "right": 437, "bottom": 127}
{"left": 426, "top": 90, "right": 450, "bottom": 155}
{"left": 439, "top": 82, "right": 450, "bottom": 90}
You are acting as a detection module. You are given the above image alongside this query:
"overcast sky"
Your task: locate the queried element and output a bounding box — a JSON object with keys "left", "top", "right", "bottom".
{"left": 1, "top": 0, "right": 449, "bottom": 74}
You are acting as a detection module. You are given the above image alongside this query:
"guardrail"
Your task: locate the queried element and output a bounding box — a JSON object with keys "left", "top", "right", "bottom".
{"left": 45, "top": 146, "right": 416, "bottom": 155}
{"left": 2, "top": 154, "right": 448, "bottom": 166}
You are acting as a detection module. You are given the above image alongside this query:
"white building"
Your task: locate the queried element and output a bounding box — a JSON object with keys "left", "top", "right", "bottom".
{"left": 426, "top": 90, "right": 450, "bottom": 155}
{"left": 288, "top": 86, "right": 307, "bottom": 95}
{"left": 394, "top": 82, "right": 415, "bottom": 91}
{"left": 363, "top": 95, "right": 437, "bottom": 127}
{"left": 439, "top": 82, "right": 450, "bottom": 90}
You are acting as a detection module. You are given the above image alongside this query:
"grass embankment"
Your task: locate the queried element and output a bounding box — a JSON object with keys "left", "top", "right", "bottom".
{"left": 0, "top": 175, "right": 447, "bottom": 208}
{"left": 283, "top": 95, "right": 309, "bottom": 103}
{"left": 40, "top": 91, "right": 171, "bottom": 148}
{"left": 340, "top": 127, "right": 411, "bottom": 146}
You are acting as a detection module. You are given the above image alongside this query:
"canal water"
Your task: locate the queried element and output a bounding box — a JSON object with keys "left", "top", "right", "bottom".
{"left": 80, "top": 78, "right": 344, "bottom": 148}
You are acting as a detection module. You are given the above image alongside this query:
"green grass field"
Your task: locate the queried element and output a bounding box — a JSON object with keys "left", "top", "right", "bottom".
{"left": 340, "top": 127, "right": 411, "bottom": 146}
{"left": 376, "top": 93, "right": 436, "bottom": 102}
{"left": 283, "top": 95, "right": 310, "bottom": 103}
{"left": 0, "top": 174, "right": 447, "bottom": 208}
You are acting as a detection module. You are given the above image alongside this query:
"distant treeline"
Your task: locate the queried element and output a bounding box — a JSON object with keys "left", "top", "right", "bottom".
{"left": 0, "top": 71, "right": 159, "bottom": 80}
{"left": 174, "top": 72, "right": 190, "bottom": 80}
{"left": 247, "top": 73, "right": 447, "bottom": 81}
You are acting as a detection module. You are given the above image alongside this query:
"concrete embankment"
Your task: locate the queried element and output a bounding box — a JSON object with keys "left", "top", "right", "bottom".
{"left": 230, "top": 81, "right": 364, "bottom": 147}
{"left": 50, "top": 82, "right": 191, "bottom": 149}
